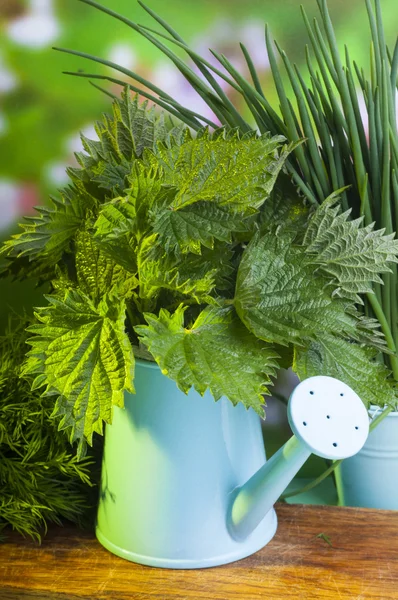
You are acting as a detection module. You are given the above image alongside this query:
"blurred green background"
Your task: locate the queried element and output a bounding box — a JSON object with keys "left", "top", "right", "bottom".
{"left": 0, "top": 0, "right": 397, "bottom": 328}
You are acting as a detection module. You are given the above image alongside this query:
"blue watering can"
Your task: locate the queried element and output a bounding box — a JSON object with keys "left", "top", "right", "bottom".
{"left": 96, "top": 360, "right": 369, "bottom": 569}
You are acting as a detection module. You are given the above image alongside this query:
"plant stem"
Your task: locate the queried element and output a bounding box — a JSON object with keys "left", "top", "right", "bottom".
{"left": 280, "top": 404, "right": 393, "bottom": 500}
{"left": 366, "top": 291, "right": 398, "bottom": 380}
{"left": 126, "top": 304, "right": 138, "bottom": 330}
{"left": 333, "top": 461, "right": 345, "bottom": 506}
{"left": 280, "top": 459, "right": 343, "bottom": 500}
{"left": 368, "top": 404, "right": 393, "bottom": 429}
{"left": 272, "top": 391, "right": 289, "bottom": 406}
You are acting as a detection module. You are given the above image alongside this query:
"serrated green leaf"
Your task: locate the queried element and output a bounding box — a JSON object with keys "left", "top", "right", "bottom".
{"left": 235, "top": 229, "right": 361, "bottom": 346}
{"left": 88, "top": 155, "right": 132, "bottom": 194}
{"left": 259, "top": 172, "right": 309, "bottom": 234}
{"left": 135, "top": 305, "right": 279, "bottom": 414}
{"left": 137, "top": 235, "right": 217, "bottom": 306}
{"left": 152, "top": 201, "right": 252, "bottom": 255}
{"left": 94, "top": 164, "right": 174, "bottom": 237}
{"left": 148, "top": 130, "right": 290, "bottom": 211}
{"left": 75, "top": 229, "right": 138, "bottom": 303}
{"left": 73, "top": 90, "right": 174, "bottom": 197}
{"left": 0, "top": 190, "right": 95, "bottom": 276}
{"left": 294, "top": 333, "right": 397, "bottom": 409}
{"left": 303, "top": 193, "right": 398, "bottom": 302}
{"left": 114, "top": 89, "right": 168, "bottom": 158}
{"left": 23, "top": 289, "right": 134, "bottom": 445}
{"left": 93, "top": 164, "right": 176, "bottom": 271}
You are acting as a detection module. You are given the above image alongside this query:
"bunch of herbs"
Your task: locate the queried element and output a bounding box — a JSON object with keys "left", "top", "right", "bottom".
{"left": 60, "top": 0, "right": 398, "bottom": 383}
{"left": 1, "top": 88, "right": 397, "bottom": 460}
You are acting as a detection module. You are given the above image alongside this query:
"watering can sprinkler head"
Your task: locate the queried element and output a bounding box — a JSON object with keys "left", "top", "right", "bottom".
{"left": 287, "top": 376, "right": 370, "bottom": 460}
{"left": 227, "top": 376, "right": 370, "bottom": 541}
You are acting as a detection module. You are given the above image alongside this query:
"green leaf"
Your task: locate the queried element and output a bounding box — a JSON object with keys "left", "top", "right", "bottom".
{"left": 303, "top": 193, "right": 398, "bottom": 302}
{"left": 23, "top": 289, "right": 134, "bottom": 446}
{"left": 95, "top": 88, "right": 168, "bottom": 161}
{"left": 149, "top": 130, "right": 289, "bottom": 211}
{"left": 115, "top": 90, "right": 168, "bottom": 158}
{"left": 93, "top": 200, "right": 137, "bottom": 272}
{"left": 259, "top": 172, "right": 309, "bottom": 234}
{"left": 93, "top": 163, "right": 176, "bottom": 269}
{"left": 294, "top": 333, "right": 397, "bottom": 409}
{"left": 152, "top": 201, "right": 252, "bottom": 255}
{"left": 235, "top": 229, "right": 361, "bottom": 346}
{"left": 75, "top": 229, "right": 138, "bottom": 303}
{"left": 73, "top": 89, "right": 174, "bottom": 197}
{"left": 135, "top": 305, "right": 279, "bottom": 415}
{"left": 137, "top": 235, "right": 217, "bottom": 306}
{"left": 0, "top": 189, "right": 95, "bottom": 275}
{"left": 86, "top": 155, "right": 132, "bottom": 194}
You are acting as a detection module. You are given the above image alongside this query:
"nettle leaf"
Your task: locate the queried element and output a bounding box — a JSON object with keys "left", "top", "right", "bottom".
{"left": 113, "top": 89, "right": 168, "bottom": 159}
{"left": 93, "top": 164, "right": 175, "bottom": 269}
{"left": 95, "top": 201, "right": 134, "bottom": 238}
{"left": 124, "top": 164, "right": 176, "bottom": 236}
{"left": 152, "top": 201, "right": 252, "bottom": 255}
{"left": 235, "top": 230, "right": 360, "bottom": 346}
{"left": 23, "top": 289, "right": 134, "bottom": 447}
{"left": 303, "top": 194, "right": 398, "bottom": 302}
{"left": 259, "top": 172, "right": 309, "bottom": 234}
{"left": 93, "top": 90, "right": 167, "bottom": 161}
{"left": 93, "top": 234, "right": 137, "bottom": 274}
{"left": 135, "top": 305, "right": 279, "bottom": 415}
{"left": 148, "top": 130, "right": 290, "bottom": 211}
{"left": 137, "top": 236, "right": 217, "bottom": 306}
{"left": 74, "top": 90, "right": 172, "bottom": 197}
{"left": 0, "top": 189, "right": 95, "bottom": 275}
{"left": 87, "top": 155, "right": 132, "bottom": 194}
{"left": 75, "top": 230, "right": 138, "bottom": 303}
{"left": 183, "top": 244, "right": 236, "bottom": 293}
{"left": 294, "top": 334, "right": 397, "bottom": 409}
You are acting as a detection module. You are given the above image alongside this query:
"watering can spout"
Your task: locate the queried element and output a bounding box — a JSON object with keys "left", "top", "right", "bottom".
{"left": 227, "top": 376, "right": 370, "bottom": 541}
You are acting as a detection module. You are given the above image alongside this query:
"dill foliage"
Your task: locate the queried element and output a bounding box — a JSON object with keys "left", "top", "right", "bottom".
{"left": 0, "top": 320, "right": 101, "bottom": 541}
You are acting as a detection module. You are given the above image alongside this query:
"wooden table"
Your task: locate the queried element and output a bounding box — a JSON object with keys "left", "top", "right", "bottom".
{"left": 0, "top": 503, "right": 396, "bottom": 600}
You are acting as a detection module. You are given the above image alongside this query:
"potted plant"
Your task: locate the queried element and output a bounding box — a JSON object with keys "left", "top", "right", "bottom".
{"left": 59, "top": 0, "right": 398, "bottom": 509}
{"left": 1, "top": 82, "right": 397, "bottom": 564}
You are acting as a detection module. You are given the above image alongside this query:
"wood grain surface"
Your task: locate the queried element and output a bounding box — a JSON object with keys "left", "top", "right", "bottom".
{"left": 0, "top": 503, "right": 396, "bottom": 600}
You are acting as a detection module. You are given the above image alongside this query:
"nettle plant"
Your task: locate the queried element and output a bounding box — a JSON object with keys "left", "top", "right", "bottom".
{"left": 62, "top": 0, "right": 398, "bottom": 385}
{"left": 1, "top": 91, "right": 398, "bottom": 456}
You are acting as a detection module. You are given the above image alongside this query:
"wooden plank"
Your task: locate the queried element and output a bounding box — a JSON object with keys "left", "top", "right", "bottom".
{"left": 0, "top": 503, "right": 396, "bottom": 600}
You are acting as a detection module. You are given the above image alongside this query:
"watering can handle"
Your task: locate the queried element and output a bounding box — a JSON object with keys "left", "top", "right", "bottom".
{"left": 228, "top": 376, "right": 370, "bottom": 541}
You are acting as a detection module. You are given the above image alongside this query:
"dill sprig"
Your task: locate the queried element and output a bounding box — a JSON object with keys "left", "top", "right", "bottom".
{"left": 0, "top": 319, "right": 102, "bottom": 542}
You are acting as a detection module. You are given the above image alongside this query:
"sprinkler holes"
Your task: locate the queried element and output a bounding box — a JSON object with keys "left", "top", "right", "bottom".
{"left": 309, "top": 391, "right": 314, "bottom": 395}
{"left": 303, "top": 421, "right": 307, "bottom": 426}
{"left": 333, "top": 443, "right": 338, "bottom": 447}
{"left": 340, "top": 393, "right": 344, "bottom": 396}
{"left": 355, "top": 426, "right": 359, "bottom": 430}
{"left": 326, "top": 415, "right": 330, "bottom": 419}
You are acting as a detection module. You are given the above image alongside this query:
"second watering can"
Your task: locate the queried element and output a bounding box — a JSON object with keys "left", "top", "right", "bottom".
{"left": 96, "top": 360, "right": 369, "bottom": 568}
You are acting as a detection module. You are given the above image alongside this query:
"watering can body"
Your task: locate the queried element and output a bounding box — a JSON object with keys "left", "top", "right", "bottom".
{"left": 96, "top": 360, "right": 277, "bottom": 568}
{"left": 96, "top": 360, "right": 369, "bottom": 568}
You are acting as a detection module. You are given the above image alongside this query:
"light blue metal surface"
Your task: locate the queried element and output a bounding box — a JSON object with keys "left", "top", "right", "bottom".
{"left": 228, "top": 435, "right": 311, "bottom": 540}
{"left": 96, "top": 360, "right": 277, "bottom": 568}
{"left": 287, "top": 376, "right": 369, "bottom": 460}
{"left": 339, "top": 408, "right": 398, "bottom": 509}
{"left": 227, "top": 375, "right": 369, "bottom": 541}
{"left": 96, "top": 365, "right": 370, "bottom": 568}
